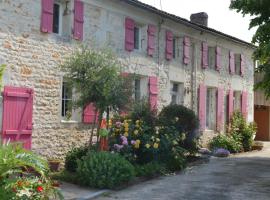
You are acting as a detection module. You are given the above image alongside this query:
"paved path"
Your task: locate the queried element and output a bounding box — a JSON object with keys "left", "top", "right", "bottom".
{"left": 96, "top": 143, "right": 270, "bottom": 200}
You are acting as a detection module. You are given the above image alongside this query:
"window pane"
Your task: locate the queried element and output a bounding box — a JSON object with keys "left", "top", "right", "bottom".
{"left": 134, "top": 27, "right": 139, "bottom": 50}
{"left": 53, "top": 4, "right": 60, "bottom": 34}
{"left": 171, "top": 95, "right": 177, "bottom": 104}
{"left": 172, "top": 83, "right": 178, "bottom": 92}
{"left": 62, "top": 82, "right": 72, "bottom": 117}
{"left": 206, "top": 88, "right": 217, "bottom": 130}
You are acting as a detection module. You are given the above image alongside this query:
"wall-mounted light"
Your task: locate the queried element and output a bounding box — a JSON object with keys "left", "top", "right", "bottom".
{"left": 63, "top": 0, "right": 70, "bottom": 16}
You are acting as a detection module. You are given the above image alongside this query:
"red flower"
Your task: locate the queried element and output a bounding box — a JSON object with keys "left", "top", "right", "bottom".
{"left": 36, "top": 186, "right": 43, "bottom": 192}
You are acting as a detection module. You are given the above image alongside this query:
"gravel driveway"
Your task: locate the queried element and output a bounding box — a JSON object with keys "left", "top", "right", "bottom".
{"left": 96, "top": 143, "right": 270, "bottom": 200}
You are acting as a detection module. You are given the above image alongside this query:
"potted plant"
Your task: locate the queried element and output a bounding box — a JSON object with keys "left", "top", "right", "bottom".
{"left": 48, "top": 159, "right": 61, "bottom": 172}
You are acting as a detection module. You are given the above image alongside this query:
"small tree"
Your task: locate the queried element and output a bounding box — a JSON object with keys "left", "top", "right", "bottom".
{"left": 61, "top": 47, "right": 132, "bottom": 144}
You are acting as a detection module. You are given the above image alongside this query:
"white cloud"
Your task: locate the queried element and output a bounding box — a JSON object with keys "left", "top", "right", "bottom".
{"left": 139, "top": 0, "right": 256, "bottom": 43}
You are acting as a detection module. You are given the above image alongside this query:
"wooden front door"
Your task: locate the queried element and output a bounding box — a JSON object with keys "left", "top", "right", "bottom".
{"left": 254, "top": 106, "right": 269, "bottom": 141}
{"left": 2, "top": 86, "right": 34, "bottom": 149}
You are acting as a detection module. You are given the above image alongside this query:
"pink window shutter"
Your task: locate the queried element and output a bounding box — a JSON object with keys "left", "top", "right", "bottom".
{"left": 40, "top": 0, "right": 53, "bottom": 33}
{"left": 216, "top": 46, "right": 222, "bottom": 71}
{"left": 229, "top": 51, "right": 235, "bottom": 74}
{"left": 73, "top": 0, "right": 84, "bottom": 41}
{"left": 240, "top": 54, "right": 245, "bottom": 76}
{"left": 241, "top": 91, "right": 248, "bottom": 119}
{"left": 183, "top": 36, "right": 191, "bottom": 65}
{"left": 147, "top": 25, "right": 156, "bottom": 56}
{"left": 199, "top": 84, "right": 206, "bottom": 131}
{"left": 83, "top": 103, "right": 98, "bottom": 124}
{"left": 166, "top": 31, "right": 173, "bottom": 60}
{"left": 125, "top": 17, "right": 135, "bottom": 51}
{"left": 216, "top": 87, "right": 224, "bottom": 131}
{"left": 2, "top": 86, "right": 34, "bottom": 150}
{"left": 228, "top": 89, "right": 234, "bottom": 121}
{"left": 202, "top": 42, "right": 208, "bottom": 68}
{"left": 149, "top": 76, "right": 158, "bottom": 110}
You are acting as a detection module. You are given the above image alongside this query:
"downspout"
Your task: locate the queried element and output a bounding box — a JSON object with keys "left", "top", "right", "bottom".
{"left": 192, "top": 42, "right": 198, "bottom": 113}
{"left": 157, "top": 18, "right": 164, "bottom": 74}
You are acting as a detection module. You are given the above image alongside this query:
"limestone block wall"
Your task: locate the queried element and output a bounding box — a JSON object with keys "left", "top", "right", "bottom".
{"left": 0, "top": 0, "right": 254, "bottom": 157}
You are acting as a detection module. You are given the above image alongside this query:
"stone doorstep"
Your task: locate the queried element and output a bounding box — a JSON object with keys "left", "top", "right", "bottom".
{"left": 60, "top": 182, "right": 110, "bottom": 200}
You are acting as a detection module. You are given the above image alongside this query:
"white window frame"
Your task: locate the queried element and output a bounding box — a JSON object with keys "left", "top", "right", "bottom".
{"left": 133, "top": 76, "right": 148, "bottom": 101}
{"left": 208, "top": 46, "right": 216, "bottom": 70}
{"left": 234, "top": 53, "right": 241, "bottom": 76}
{"left": 134, "top": 25, "right": 141, "bottom": 51}
{"left": 61, "top": 81, "right": 72, "bottom": 119}
{"left": 53, "top": 1, "right": 63, "bottom": 35}
{"left": 206, "top": 87, "right": 217, "bottom": 130}
{"left": 170, "top": 82, "right": 184, "bottom": 105}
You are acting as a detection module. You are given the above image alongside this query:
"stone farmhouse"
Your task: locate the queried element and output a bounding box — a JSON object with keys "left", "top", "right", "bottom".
{"left": 0, "top": 0, "right": 255, "bottom": 158}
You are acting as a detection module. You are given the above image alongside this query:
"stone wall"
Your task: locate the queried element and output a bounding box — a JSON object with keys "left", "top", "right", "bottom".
{"left": 0, "top": 0, "right": 254, "bottom": 158}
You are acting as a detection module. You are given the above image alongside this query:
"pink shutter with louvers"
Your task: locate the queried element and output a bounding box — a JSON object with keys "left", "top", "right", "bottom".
{"left": 183, "top": 36, "right": 190, "bottom": 65}
{"left": 2, "top": 86, "right": 34, "bottom": 150}
{"left": 229, "top": 51, "right": 235, "bottom": 74}
{"left": 125, "top": 17, "right": 135, "bottom": 51}
{"left": 149, "top": 76, "right": 158, "bottom": 110}
{"left": 83, "top": 103, "right": 98, "bottom": 124}
{"left": 240, "top": 54, "right": 245, "bottom": 76}
{"left": 216, "top": 46, "right": 222, "bottom": 71}
{"left": 73, "top": 0, "right": 84, "bottom": 41}
{"left": 216, "top": 87, "right": 224, "bottom": 131}
{"left": 241, "top": 91, "right": 248, "bottom": 119}
{"left": 228, "top": 89, "right": 234, "bottom": 121}
{"left": 147, "top": 25, "right": 156, "bottom": 56}
{"left": 166, "top": 31, "right": 173, "bottom": 60}
{"left": 40, "top": 0, "right": 53, "bottom": 33}
{"left": 199, "top": 84, "right": 206, "bottom": 130}
{"left": 202, "top": 42, "right": 208, "bottom": 68}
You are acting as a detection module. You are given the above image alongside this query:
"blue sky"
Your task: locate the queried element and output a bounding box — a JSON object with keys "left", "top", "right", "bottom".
{"left": 140, "top": 0, "right": 256, "bottom": 43}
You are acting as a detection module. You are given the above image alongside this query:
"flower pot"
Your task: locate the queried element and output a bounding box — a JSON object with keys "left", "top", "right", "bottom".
{"left": 48, "top": 160, "right": 60, "bottom": 172}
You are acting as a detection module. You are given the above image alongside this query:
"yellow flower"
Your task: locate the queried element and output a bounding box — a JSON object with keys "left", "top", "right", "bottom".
{"left": 124, "top": 128, "right": 129, "bottom": 132}
{"left": 124, "top": 132, "right": 129, "bottom": 137}
{"left": 156, "top": 138, "right": 160, "bottom": 142}
{"left": 145, "top": 144, "right": 151, "bottom": 149}
{"left": 134, "top": 130, "right": 139, "bottom": 135}
{"left": 134, "top": 140, "right": 141, "bottom": 149}
{"left": 153, "top": 143, "right": 159, "bottom": 149}
{"left": 124, "top": 123, "right": 129, "bottom": 128}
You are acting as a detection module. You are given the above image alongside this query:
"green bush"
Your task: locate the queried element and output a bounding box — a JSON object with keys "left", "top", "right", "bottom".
{"left": 209, "top": 134, "right": 242, "bottom": 153}
{"left": 230, "top": 111, "right": 257, "bottom": 152}
{"left": 158, "top": 104, "right": 200, "bottom": 154}
{"left": 76, "top": 151, "right": 135, "bottom": 189}
{"left": 134, "top": 162, "right": 166, "bottom": 178}
{"left": 65, "top": 145, "right": 97, "bottom": 172}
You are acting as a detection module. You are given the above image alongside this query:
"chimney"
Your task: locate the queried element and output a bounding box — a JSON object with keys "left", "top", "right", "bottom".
{"left": 190, "top": 12, "right": 208, "bottom": 27}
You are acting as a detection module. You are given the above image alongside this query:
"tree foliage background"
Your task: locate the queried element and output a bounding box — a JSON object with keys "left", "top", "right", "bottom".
{"left": 230, "top": 0, "right": 270, "bottom": 97}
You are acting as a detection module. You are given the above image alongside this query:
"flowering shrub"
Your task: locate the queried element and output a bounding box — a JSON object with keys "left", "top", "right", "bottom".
{"left": 109, "top": 119, "right": 161, "bottom": 164}
{"left": 3, "top": 177, "right": 62, "bottom": 200}
{"left": 0, "top": 143, "right": 63, "bottom": 200}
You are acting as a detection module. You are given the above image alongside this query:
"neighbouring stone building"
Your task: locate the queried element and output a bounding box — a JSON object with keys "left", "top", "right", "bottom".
{"left": 0, "top": 0, "right": 255, "bottom": 158}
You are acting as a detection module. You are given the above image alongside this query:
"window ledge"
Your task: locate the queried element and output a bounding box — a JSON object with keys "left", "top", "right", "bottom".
{"left": 61, "top": 120, "right": 79, "bottom": 124}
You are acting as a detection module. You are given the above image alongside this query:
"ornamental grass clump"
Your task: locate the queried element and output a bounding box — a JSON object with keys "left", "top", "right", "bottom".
{"left": 76, "top": 151, "right": 135, "bottom": 189}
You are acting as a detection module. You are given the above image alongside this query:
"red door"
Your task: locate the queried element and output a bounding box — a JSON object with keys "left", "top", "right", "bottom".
{"left": 2, "top": 86, "right": 34, "bottom": 149}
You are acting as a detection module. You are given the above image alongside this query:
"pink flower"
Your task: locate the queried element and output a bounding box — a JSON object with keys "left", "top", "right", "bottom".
{"left": 131, "top": 140, "right": 136, "bottom": 145}
{"left": 115, "top": 121, "right": 122, "bottom": 128}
